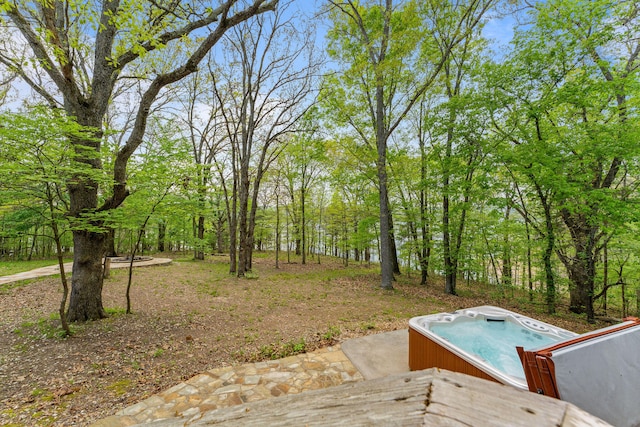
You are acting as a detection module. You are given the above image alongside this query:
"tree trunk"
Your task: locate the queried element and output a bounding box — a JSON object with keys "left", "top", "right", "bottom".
{"left": 442, "top": 99, "right": 457, "bottom": 295}
{"left": 228, "top": 163, "right": 238, "bottom": 274}
{"left": 104, "top": 228, "right": 118, "bottom": 257}
{"left": 377, "top": 141, "right": 393, "bottom": 290}
{"left": 602, "top": 243, "right": 608, "bottom": 314}
{"left": 295, "top": 235, "right": 301, "bottom": 256}
{"left": 237, "top": 164, "right": 250, "bottom": 277}
{"left": 560, "top": 209, "right": 597, "bottom": 322}
{"left": 28, "top": 224, "right": 37, "bottom": 261}
{"left": 443, "top": 163, "right": 455, "bottom": 294}
{"left": 501, "top": 205, "right": 512, "bottom": 287}
{"left": 195, "top": 215, "right": 205, "bottom": 260}
{"left": 354, "top": 220, "right": 360, "bottom": 262}
{"left": 566, "top": 259, "right": 595, "bottom": 320}
{"left": 67, "top": 230, "right": 107, "bottom": 322}
{"left": 418, "top": 112, "right": 430, "bottom": 286}
{"left": 388, "top": 205, "right": 400, "bottom": 276}
{"left": 158, "top": 220, "right": 166, "bottom": 252}
{"left": 525, "top": 221, "right": 533, "bottom": 302}
{"left": 216, "top": 216, "right": 225, "bottom": 254}
{"left": 421, "top": 225, "right": 431, "bottom": 286}
{"left": 46, "top": 182, "right": 71, "bottom": 335}
{"left": 542, "top": 225, "right": 556, "bottom": 314}
{"left": 275, "top": 191, "right": 280, "bottom": 269}
{"left": 533, "top": 185, "right": 556, "bottom": 314}
{"left": 301, "top": 186, "right": 306, "bottom": 265}
{"left": 66, "top": 124, "right": 108, "bottom": 322}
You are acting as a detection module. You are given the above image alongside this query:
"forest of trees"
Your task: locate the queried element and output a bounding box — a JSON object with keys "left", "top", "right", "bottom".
{"left": 1, "top": 0, "right": 639, "bottom": 324}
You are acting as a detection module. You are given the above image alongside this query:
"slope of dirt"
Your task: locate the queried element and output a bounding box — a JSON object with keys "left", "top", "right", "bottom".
{"left": 0, "top": 254, "right": 602, "bottom": 426}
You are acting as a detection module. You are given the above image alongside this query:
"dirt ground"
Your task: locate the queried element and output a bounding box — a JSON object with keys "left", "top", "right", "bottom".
{"left": 0, "top": 254, "right": 602, "bottom": 426}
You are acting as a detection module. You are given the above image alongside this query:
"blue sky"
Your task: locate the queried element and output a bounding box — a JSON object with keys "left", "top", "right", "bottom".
{"left": 294, "top": 0, "right": 516, "bottom": 55}
{"left": 483, "top": 14, "right": 517, "bottom": 53}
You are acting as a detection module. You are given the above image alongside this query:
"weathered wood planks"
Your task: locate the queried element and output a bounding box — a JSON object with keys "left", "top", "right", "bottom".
{"left": 144, "top": 368, "right": 610, "bottom": 426}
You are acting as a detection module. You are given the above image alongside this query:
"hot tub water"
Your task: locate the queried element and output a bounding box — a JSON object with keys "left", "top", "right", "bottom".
{"left": 431, "top": 319, "right": 559, "bottom": 379}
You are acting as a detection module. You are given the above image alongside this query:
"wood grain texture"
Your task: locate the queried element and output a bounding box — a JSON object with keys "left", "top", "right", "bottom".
{"left": 158, "top": 368, "right": 611, "bottom": 426}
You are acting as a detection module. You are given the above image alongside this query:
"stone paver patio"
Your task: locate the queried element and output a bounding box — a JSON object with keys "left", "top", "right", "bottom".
{"left": 91, "top": 345, "right": 363, "bottom": 426}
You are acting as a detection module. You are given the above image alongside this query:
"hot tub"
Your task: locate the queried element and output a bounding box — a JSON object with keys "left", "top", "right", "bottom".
{"left": 408, "top": 306, "right": 577, "bottom": 389}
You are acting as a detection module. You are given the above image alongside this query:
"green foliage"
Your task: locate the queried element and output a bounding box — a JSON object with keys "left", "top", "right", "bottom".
{"left": 0, "top": 107, "right": 106, "bottom": 252}
{"left": 322, "top": 325, "right": 341, "bottom": 341}
{"left": 323, "top": 0, "right": 427, "bottom": 141}
{"left": 480, "top": 0, "right": 640, "bottom": 318}
{"left": 1, "top": 1, "right": 639, "bottom": 322}
{"left": 104, "top": 307, "right": 127, "bottom": 316}
{"left": 106, "top": 379, "right": 133, "bottom": 396}
{"left": 14, "top": 315, "right": 70, "bottom": 340}
{"left": 258, "top": 338, "right": 307, "bottom": 360}
{"left": 360, "top": 322, "right": 376, "bottom": 331}
{"left": 109, "top": 119, "right": 192, "bottom": 242}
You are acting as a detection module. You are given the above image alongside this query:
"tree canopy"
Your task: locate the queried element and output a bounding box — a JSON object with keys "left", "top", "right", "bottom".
{"left": 1, "top": 0, "right": 640, "bottom": 324}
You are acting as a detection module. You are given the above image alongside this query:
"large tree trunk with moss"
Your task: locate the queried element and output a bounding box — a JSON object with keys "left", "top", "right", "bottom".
{"left": 67, "top": 230, "right": 107, "bottom": 321}
{"left": 65, "top": 123, "right": 108, "bottom": 322}
{"left": 566, "top": 260, "right": 594, "bottom": 319}
{"left": 559, "top": 210, "right": 598, "bottom": 322}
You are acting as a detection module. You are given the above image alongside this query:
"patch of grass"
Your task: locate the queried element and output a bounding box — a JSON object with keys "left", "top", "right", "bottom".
{"left": 90, "top": 362, "right": 104, "bottom": 371}
{"left": 289, "top": 291, "right": 307, "bottom": 301}
{"left": 1, "top": 280, "right": 37, "bottom": 293}
{"left": 152, "top": 348, "right": 164, "bottom": 358}
{"left": 12, "top": 342, "right": 29, "bottom": 353}
{"left": 30, "top": 412, "right": 56, "bottom": 425}
{"left": 322, "top": 325, "right": 341, "bottom": 341}
{"left": 244, "top": 333, "right": 258, "bottom": 344}
{"left": 106, "top": 379, "right": 133, "bottom": 396}
{"left": 244, "top": 271, "right": 260, "bottom": 280}
{"left": 13, "top": 316, "right": 68, "bottom": 340}
{"left": 285, "top": 338, "right": 306, "bottom": 354}
{"left": 230, "top": 348, "right": 245, "bottom": 360}
{"left": 2, "top": 400, "right": 64, "bottom": 427}
{"left": 173, "top": 256, "right": 200, "bottom": 263}
{"left": 0, "top": 259, "right": 69, "bottom": 276}
{"left": 381, "top": 307, "right": 407, "bottom": 319}
{"left": 31, "top": 387, "right": 56, "bottom": 403}
{"left": 105, "top": 307, "right": 127, "bottom": 316}
{"left": 268, "top": 266, "right": 376, "bottom": 284}
{"left": 360, "top": 322, "right": 376, "bottom": 331}
{"left": 251, "top": 252, "right": 270, "bottom": 259}
{"left": 195, "top": 281, "right": 221, "bottom": 297}
{"left": 30, "top": 387, "right": 49, "bottom": 398}
{"left": 257, "top": 338, "right": 307, "bottom": 360}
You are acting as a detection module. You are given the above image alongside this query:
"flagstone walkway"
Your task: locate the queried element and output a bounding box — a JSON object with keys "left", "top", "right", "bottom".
{"left": 91, "top": 345, "right": 363, "bottom": 426}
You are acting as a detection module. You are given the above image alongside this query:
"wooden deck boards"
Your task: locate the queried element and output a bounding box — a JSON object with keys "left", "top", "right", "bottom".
{"left": 161, "top": 368, "right": 610, "bottom": 426}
